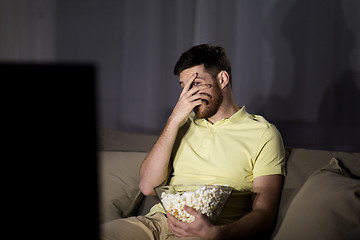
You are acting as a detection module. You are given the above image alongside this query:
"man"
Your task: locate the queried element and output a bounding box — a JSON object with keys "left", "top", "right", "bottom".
{"left": 101, "top": 44, "right": 286, "bottom": 240}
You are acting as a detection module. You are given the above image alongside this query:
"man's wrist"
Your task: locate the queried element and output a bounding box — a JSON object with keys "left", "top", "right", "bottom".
{"left": 209, "top": 225, "right": 224, "bottom": 240}
{"left": 167, "top": 114, "right": 185, "bottom": 129}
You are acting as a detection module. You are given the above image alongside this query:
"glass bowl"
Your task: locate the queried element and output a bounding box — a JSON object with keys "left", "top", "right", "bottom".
{"left": 154, "top": 184, "right": 234, "bottom": 223}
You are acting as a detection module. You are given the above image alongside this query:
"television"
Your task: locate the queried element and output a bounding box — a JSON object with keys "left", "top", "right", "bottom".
{"left": 2, "top": 62, "right": 99, "bottom": 239}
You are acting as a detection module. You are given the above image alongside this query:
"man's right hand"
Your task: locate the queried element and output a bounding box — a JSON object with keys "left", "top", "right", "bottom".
{"left": 169, "top": 73, "right": 210, "bottom": 126}
{"left": 139, "top": 73, "right": 210, "bottom": 196}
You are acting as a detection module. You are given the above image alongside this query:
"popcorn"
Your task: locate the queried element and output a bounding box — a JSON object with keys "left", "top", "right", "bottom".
{"left": 160, "top": 186, "right": 228, "bottom": 223}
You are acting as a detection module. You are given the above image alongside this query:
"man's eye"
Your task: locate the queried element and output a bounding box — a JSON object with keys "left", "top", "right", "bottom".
{"left": 193, "top": 82, "right": 200, "bottom": 86}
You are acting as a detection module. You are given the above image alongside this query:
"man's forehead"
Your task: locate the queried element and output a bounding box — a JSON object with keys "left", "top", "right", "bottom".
{"left": 179, "top": 73, "right": 206, "bottom": 85}
{"left": 179, "top": 65, "right": 207, "bottom": 79}
{"left": 180, "top": 68, "right": 198, "bottom": 77}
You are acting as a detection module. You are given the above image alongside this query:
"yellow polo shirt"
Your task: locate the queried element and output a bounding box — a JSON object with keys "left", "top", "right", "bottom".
{"left": 148, "top": 107, "right": 286, "bottom": 221}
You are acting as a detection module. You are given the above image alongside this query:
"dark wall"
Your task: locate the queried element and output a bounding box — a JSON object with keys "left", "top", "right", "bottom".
{"left": 259, "top": 0, "right": 360, "bottom": 151}
{"left": 2, "top": 0, "right": 358, "bottom": 152}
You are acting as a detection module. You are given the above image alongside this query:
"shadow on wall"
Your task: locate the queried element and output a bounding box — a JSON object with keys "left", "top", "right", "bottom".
{"left": 318, "top": 70, "right": 360, "bottom": 151}
{"left": 257, "top": 0, "right": 360, "bottom": 152}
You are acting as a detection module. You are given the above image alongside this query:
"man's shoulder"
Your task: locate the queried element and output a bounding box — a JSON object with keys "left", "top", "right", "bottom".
{"left": 240, "top": 113, "right": 283, "bottom": 141}
{"left": 244, "top": 113, "right": 274, "bottom": 129}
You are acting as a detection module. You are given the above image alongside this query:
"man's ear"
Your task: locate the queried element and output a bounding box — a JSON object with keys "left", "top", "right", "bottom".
{"left": 217, "top": 71, "right": 230, "bottom": 89}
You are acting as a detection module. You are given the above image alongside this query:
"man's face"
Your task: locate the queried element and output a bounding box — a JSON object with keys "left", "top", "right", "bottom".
{"left": 179, "top": 65, "right": 223, "bottom": 119}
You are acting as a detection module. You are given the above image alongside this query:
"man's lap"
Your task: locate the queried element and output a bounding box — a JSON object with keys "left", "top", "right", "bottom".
{"left": 100, "top": 212, "right": 204, "bottom": 240}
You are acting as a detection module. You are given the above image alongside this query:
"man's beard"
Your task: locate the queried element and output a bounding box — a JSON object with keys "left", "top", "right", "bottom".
{"left": 194, "top": 82, "right": 223, "bottom": 119}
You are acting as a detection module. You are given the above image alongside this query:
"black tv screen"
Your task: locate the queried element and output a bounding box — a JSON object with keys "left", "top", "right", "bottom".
{"left": 2, "top": 62, "right": 99, "bottom": 239}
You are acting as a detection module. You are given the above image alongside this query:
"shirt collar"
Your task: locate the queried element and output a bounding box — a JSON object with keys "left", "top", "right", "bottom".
{"left": 193, "top": 106, "right": 248, "bottom": 127}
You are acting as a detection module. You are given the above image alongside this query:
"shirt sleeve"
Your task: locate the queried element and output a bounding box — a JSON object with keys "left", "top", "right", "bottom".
{"left": 252, "top": 124, "right": 286, "bottom": 179}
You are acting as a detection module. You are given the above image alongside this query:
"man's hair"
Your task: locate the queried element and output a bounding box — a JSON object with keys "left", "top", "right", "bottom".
{"left": 173, "top": 44, "right": 232, "bottom": 85}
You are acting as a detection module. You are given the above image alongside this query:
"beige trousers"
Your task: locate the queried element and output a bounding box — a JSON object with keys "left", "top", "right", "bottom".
{"left": 100, "top": 212, "right": 205, "bottom": 240}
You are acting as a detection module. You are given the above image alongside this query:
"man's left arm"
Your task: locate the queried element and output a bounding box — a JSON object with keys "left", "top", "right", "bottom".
{"left": 215, "top": 174, "right": 284, "bottom": 239}
{"left": 167, "top": 174, "right": 284, "bottom": 240}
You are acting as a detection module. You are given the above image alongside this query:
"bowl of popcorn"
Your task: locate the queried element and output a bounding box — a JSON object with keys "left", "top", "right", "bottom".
{"left": 154, "top": 184, "right": 234, "bottom": 223}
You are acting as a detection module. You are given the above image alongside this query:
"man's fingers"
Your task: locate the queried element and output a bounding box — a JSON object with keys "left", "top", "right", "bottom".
{"left": 182, "top": 84, "right": 211, "bottom": 102}
{"left": 188, "top": 84, "right": 210, "bottom": 96}
{"left": 188, "top": 92, "right": 211, "bottom": 103}
{"left": 185, "top": 73, "right": 198, "bottom": 90}
{"left": 183, "top": 205, "right": 201, "bottom": 217}
{"left": 166, "top": 213, "right": 187, "bottom": 237}
{"left": 179, "top": 85, "right": 210, "bottom": 109}
{"left": 181, "top": 72, "right": 198, "bottom": 94}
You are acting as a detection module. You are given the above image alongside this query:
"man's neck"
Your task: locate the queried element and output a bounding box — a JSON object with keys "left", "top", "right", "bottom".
{"left": 207, "top": 99, "right": 239, "bottom": 124}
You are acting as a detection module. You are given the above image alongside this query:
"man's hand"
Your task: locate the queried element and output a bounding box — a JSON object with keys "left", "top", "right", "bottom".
{"left": 140, "top": 73, "right": 210, "bottom": 196}
{"left": 169, "top": 73, "right": 211, "bottom": 126}
{"left": 166, "top": 205, "right": 220, "bottom": 240}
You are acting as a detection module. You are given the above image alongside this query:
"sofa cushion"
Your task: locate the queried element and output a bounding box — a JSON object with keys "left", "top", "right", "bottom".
{"left": 98, "top": 127, "right": 157, "bottom": 152}
{"left": 98, "top": 151, "right": 147, "bottom": 223}
{"left": 271, "top": 148, "right": 360, "bottom": 238}
{"left": 274, "top": 158, "right": 360, "bottom": 240}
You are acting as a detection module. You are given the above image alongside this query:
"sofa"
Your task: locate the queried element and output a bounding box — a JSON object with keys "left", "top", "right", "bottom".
{"left": 97, "top": 127, "right": 360, "bottom": 240}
